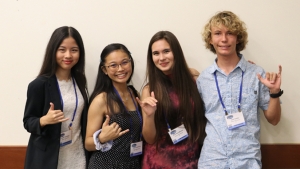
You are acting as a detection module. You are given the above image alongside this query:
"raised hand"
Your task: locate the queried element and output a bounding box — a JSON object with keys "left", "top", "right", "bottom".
{"left": 257, "top": 65, "right": 282, "bottom": 93}
{"left": 40, "top": 102, "right": 69, "bottom": 127}
{"left": 99, "top": 115, "right": 129, "bottom": 143}
{"left": 136, "top": 91, "right": 157, "bottom": 117}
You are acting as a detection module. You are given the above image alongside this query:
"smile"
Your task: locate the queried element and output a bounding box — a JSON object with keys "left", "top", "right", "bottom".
{"left": 160, "top": 62, "right": 169, "bottom": 67}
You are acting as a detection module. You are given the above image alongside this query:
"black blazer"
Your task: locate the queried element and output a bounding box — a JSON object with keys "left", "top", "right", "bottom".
{"left": 23, "top": 75, "right": 90, "bottom": 169}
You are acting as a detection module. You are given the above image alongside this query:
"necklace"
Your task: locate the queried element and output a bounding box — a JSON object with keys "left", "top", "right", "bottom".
{"left": 120, "top": 92, "right": 129, "bottom": 102}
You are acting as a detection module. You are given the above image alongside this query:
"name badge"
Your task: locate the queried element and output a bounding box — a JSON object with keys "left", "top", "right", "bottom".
{"left": 130, "top": 141, "right": 143, "bottom": 157}
{"left": 60, "top": 130, "right": 72, "bottom": 147}
{"left": 168, "top": 124, "right": 188, "bottom": 144}
{"left": 225, "top": 111, "right": 246, "bottom": 130}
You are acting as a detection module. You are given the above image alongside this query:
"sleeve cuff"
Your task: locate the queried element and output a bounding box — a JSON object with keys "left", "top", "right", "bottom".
{"left": 93, "top": 129, "right": 113, "bottom": 152}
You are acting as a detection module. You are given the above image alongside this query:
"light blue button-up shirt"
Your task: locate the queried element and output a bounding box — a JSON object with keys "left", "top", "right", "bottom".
{"left": 197, "top": 55, "right": 269, "bottom": 169}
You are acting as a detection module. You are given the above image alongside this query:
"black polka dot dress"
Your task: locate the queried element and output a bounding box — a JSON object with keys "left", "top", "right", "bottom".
{"left": 88, "top": 111, "right": 142, "bottom": 169}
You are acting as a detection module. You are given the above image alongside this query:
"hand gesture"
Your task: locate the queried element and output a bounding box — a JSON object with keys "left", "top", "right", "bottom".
{"left": 40, "top": 102, "right": 69, "bottom": 127}
{"left": 99, "top": 115, "right": 129, "bottom": 143}
{"left": 257, "top": 65, "right": 282, "bottom": 93}
{"left": 136, "top": 91, "right": 157, "bottom": 117}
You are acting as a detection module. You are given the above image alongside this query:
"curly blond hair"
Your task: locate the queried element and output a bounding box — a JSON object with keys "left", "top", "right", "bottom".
{"left": 202, "top": 11, "right": 248, "bottom": 54}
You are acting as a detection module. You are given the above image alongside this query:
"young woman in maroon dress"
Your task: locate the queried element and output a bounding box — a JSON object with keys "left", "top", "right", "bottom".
{"left": 137, "top": 31, "right": 206, "bottom": 169}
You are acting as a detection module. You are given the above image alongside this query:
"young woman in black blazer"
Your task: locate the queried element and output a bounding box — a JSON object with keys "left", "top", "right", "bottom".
{"left": 23, "top": 26, "right": 90, "bottom": 169}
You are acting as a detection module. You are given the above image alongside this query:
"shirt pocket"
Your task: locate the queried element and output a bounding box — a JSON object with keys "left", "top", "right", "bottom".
{"left": 242, "top": 86, "right": 259, "bottom": 108}
{"left": 202, "top": 88, "right": 219, "bottom": 114}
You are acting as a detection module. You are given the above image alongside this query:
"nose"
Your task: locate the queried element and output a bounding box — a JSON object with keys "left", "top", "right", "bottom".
{"left": 221, "top": 33, "right": 227, "bottom": 42}
{"left": 159, "top": 53, "right": 165, "bottom": 61}
{"left": 65, "top": 50, "right": 72, "bottom": 58}
{"left": 117, "top": 64, "right": 124, "bottom": 71}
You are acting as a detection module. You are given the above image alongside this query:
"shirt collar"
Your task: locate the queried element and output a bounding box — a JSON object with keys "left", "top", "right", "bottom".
{"left": 208, "top": 54, "right": 247, "bottom": 74}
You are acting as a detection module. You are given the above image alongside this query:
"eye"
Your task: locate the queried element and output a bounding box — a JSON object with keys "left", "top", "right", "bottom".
{"left": 163, "top": 49, "right": 170, "bottom": 54}
{"left": 72, "top": 48, "right": 79, "bottom": 52}
{"left": 121, "top": 60, "right": 129, "bottom": 66}
{"left": 152, "top": 51, "right": 159, "bottom": 56}
{"left": 58, "top": 48, "right": 65, "bottom": 52}
{"left": 109, "top": 63, "right": 117, "bottom": 68}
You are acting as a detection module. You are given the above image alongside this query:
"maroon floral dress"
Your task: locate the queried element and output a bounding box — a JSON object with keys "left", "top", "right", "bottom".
{"left": 142, "top": 90, "right": 200, "bottom": 169}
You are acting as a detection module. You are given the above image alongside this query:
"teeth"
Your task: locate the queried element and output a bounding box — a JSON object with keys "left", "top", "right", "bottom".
{"left": 116, "top": 73, "right": 126, "bottom": 77}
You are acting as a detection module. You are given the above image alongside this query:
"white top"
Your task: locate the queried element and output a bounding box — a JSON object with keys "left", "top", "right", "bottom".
{"left": 57, "top": 79, "right": 86, "bottom": 169}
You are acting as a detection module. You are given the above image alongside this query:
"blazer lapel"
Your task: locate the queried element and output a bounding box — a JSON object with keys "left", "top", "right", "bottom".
{"left": 48, "top": 75, "right": 62, "bottom": 111}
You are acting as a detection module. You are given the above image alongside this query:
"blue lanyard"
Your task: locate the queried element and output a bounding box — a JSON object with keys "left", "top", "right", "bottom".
{"left": 214, "top": 71, "right": 244, "bottom": 115}
{"left": 56, "top": 77, "right": 78, "bottom": 129}
{"left": 113, "top": 87, "right": 143, "bottom": 141}
{"left": 163, "top": 112, "right": 172, "bottom": 131}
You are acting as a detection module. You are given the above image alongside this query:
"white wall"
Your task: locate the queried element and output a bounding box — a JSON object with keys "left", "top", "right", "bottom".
{"left": 1, "top": 0, "right": 299, "bottom": 145}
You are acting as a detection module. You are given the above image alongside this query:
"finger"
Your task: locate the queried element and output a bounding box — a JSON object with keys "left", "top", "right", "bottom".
{"left": 110, "top": 122, "right": 117, "bottom": 128}
{"left": 136, "top": 97, "right": 142, "bottom": 105}
{"left": 248, "top": 60, "right": 255, "bottom": 64}
{"left": 272, "top": 73, "right": 277, "bottom": 83}
{"left": 119, "top": 129, "right": 130, "bottom": 136}
{"left": 56, "top": 113, "right": 66, "bottom": 119}
{"left": 266, "top": 72, "right": 270, "bottom": 81}
{"left": 272, "top": 73, "right": 277, "bottom": 84}
{"left": 257, "top": 73, "right": 263, "bottom": 82}
{"left": 151, "top": 91, "right": 156, "bottom": 99}
{"left": 102, "top": 115, "right": 110, "bottom": 127}
{"left": 278, "top": 65, "right": 282, "bottom": 75}
{"left": 145, "top": 99, "right": 157, "bottom": 106}
{"left": 58, "top": 118, "right": 69, "bottom": 122}
{"left": 269, "top": 73, "right": 274, "bottom": 82}
{"left": 49, "top": 102, "right": 54, "bottom": 110}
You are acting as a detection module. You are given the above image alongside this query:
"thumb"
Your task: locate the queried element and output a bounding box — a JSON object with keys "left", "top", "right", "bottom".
{"left": 49, "top": 102, "right": 54, "bottom": 110}
{"left": 102, "top": 115, "right": 110, "bottom": 127}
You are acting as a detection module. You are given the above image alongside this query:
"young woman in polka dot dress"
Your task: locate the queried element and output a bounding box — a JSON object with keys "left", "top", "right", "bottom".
{"left": 85, "top": 43, "right": 142, "bottom": 169}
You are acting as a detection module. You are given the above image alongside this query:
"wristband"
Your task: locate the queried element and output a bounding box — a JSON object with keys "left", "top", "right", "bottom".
{"left": 93, "top": 129, "right": 113, "bottom": 152}
{"left": 270, "top": 89, "right": 283, "bottom": 98}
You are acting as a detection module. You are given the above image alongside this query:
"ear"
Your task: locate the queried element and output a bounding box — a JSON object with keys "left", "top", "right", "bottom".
{"left": 101, "top": 66, "right": 108, "bottom": 75}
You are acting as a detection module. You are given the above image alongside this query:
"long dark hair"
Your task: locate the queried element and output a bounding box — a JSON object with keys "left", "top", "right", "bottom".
{"left": 146, "top": 31, "right": 206, "bottom": 144}
{"left": 38, "top": 26, "right": 88, "bottom": 103}
{"left": 89, "top": 43, "right": 135, "bottom": 115}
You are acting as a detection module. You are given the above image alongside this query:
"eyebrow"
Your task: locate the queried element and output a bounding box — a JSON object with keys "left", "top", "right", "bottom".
{"left": 107, "top": 58, "right": 130, "bottom": 64}
{"left": 58, "top": 46, "right": 79, "bottom": 48}
{"left": 152, "top": 48, "right": 170, "bottom": 52}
